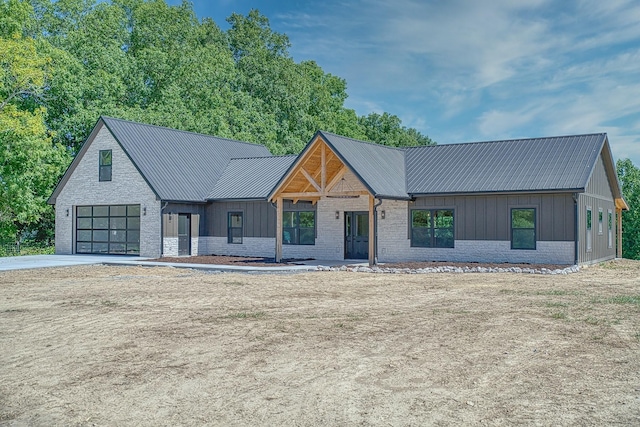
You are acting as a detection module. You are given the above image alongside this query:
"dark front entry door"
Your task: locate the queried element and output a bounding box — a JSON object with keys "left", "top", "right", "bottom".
{"left": 345, "top": 211, "right": 369, "bottom": 259}
{"left": 178, "top": 214, "right": 191, "bottom": 256}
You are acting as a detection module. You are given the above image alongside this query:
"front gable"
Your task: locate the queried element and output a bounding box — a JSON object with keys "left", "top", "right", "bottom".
{"left": 49, "top": 118, "right": 159, "bottom": 204}
{"left": 269, "top": 133, "right": 371, "bottom": 203}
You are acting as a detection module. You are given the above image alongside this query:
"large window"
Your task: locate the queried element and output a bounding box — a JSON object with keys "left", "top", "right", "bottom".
{"left": 411, "top": 209, "right": 454, "bottom": 248}
{"left": 99, "top": 150, "right": 112, "bottom": 182}
{"left": 511, "top": 208, "right": 536, "bottom": 250}
{"left": 76, "top": 205, "right": 140, "bottom": 254}
{"left": 283, "top": 211, "right": 315, "bottom": 245}
{"left": 228, "top": 212, "right": 243, "bottom": 244}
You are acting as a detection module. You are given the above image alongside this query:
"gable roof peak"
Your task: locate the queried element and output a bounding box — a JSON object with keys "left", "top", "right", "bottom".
{"left": 316, "top": 130, "right": 409, "bottom": 153}
{"left": 100, "top": 116, "right": 267, "bottom": 149}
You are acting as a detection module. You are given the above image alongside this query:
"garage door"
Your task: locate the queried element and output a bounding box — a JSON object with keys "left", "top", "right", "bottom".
{"left": 76, "top": 205, "right": 140, "bottom": 255}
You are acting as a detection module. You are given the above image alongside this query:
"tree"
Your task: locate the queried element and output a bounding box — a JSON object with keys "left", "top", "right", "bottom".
{"left": 616, "top": 158, "right": 640, "bottom": 259}
{"left": 0, "top": 30, "right": 70, "bottom": 241}
{"left": 358, "top": 112, "right": 435, "bottom": 147}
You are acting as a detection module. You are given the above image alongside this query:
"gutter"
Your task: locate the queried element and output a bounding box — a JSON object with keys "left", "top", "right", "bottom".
{"left": 160, "top": 201, "right": 169, "bottom": 257}
{"left": 373, "top": 198, "right": 383, "bottom": 265}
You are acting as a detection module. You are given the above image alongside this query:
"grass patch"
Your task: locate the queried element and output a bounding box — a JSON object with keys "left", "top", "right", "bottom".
{"left": 604, "top": 295, "right": 640, "bottom": 306}
{"left": 551, "top": 311, "right": 567, "bottom": 319}
{"left": 545, "top": 301, "right": 569, "bottom": 308}
{"left": 101, "top": 300, "right": 118, "bottom": 307}
{"left": 536, "top": 289, "right": 569, "bottom": 296}
{"left": 226, "top": 311, "right": 265, "bottom": 319}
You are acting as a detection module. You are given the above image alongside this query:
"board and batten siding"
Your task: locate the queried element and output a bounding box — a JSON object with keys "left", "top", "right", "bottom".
{"left": 413, "top": 193, "right": 575, "bottom": 242}
{"left": 577, "top": 153, "right": 617, "bottom": 264}
{"left": 162, "top": 203, "right": 206, "bottom": 238}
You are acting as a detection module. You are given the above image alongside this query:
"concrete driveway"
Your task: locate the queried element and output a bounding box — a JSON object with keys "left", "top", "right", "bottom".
{"left": 0, "top": 255, "right": 149, "bottom": 272}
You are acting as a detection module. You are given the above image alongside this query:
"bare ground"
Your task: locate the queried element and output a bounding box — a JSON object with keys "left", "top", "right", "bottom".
{"left": 0, "top": 260, "right": 639, "bottom": 426}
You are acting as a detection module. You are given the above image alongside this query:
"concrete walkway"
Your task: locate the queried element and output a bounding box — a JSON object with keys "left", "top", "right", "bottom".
{"left": 0, "top": 255, "right": 367, "bottom": 272}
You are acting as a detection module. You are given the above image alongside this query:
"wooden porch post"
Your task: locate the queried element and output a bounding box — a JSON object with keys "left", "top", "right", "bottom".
{"left": 368, "top": 195, "right": 375, "bottom": 266}
{"left": 617, "top": 208, "right": 623, "bottom": 258}
{"left": 276, "top": 196, "right": 283, "bottom": 263}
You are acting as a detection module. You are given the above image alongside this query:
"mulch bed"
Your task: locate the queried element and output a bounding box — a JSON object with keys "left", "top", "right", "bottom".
{"left": 150, "top": 255, "right": 568, "bottom": 270}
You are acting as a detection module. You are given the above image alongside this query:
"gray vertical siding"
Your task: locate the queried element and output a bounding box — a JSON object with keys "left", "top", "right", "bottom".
{"left": 207, "top": 200, "right": 316, "bottom": 237}
{"left": 414, "top": 193, "right": 575, "bottom": 242}
{"left": 162, "top": 203, "right": 206, "bottom": 238}
{"left": 577, "top": 154, "right": 617, "bottom": 264}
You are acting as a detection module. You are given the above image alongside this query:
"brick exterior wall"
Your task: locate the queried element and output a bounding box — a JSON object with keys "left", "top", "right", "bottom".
{"left": 54, "top": 124, "right": 161, "bottom": 258}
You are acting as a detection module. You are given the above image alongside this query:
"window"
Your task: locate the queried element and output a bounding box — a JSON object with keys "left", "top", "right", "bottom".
{"left": 411, "top": 209, "right": 454, "bottom": 248}
{"left": 511, "top": 208, "right": 536, "bottom": 250}
{"left": 608, "top": 209, "right": 613, "bottom": 249}
{"left": 99, "top": 150, "right": 112, "bottom": 181}
{"left": 283, "top": 211, "right": 315, "bottom": 245}
{"left": 228, "top": 212, "right": 243, "bottom": 244}
{"left": 586, "top": 207, "right": 592, "bottom": 252}
{"left": 598, "top": 208, "right": 603, "bottom": 234}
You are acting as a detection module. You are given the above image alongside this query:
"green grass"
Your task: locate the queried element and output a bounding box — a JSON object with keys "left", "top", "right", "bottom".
{"left": 551, "top": 311, "right": 567, "bottom": 319}
{"left": 604, "top": 295, "right": 640, "bottom": 306}
{"left": 545, "top": 301, "right": 569, "bottom": 308}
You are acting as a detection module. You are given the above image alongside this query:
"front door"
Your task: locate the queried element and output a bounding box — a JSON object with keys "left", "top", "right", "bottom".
{"left": 178, "top": 214, "right": 191, "bottom": 256}
{"left": 345, "top": 211, "right": 369, "bottom": 259}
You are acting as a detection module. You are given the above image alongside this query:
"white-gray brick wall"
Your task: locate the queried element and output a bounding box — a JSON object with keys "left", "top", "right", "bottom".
{"left": 54, "top": 124, "right": 161, "bottom": 258}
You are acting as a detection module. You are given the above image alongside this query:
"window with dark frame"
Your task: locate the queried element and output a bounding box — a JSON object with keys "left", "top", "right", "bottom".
{"left": 511, "top": 208, "right": 536, "bottom": 250}
{"left": 228, "top": 212, "right": 243, "bottom": 244}
{"left": 410, "top": 209, "right": 454, "bottom": 248}
{"left": 608, "top": 210, "right": 613, "bottom": 249}
{"left": 99, "top": 150, "right": 112, "bottom": 181}
{"left": 283, "top": 211, "right": 315, "bottom": 245}
{"left": 586, "top": 207, "right": 592, "bottom": 252}
{"left": 598, "top": 208, "right": 603, "bottom": 234}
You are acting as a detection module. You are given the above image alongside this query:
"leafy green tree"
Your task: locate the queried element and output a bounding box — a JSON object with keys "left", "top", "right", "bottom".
{"left": 0, "top": 29, "right": 70, "bottom": 241}
{"left": 358, "top": 112, "right": 435, "bottom": 147}
{"left": 616, "top": 158, "right": 640, "bottom": 259}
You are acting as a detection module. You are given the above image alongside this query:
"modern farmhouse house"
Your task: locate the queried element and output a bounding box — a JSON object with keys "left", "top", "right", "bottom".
{"left": 49, "top": 116, "right": 628, "bottom": 265}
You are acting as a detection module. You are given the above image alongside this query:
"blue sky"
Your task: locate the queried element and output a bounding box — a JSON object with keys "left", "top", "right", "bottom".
{"left": 168, "top": 0, "right": 640, "bottom": 165}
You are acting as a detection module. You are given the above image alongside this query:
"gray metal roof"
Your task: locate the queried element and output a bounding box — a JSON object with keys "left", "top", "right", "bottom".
{"left": 318, "top": 131, "right": 409, "bottom": 199}
{"left": 406, "top": 133, "right": 607, "bottom": 194}
{"left": 102, "top": 116, "right": 271, "bottom": 201}
{"left": 208, "top": 155, "right": 297, "bottom": 200}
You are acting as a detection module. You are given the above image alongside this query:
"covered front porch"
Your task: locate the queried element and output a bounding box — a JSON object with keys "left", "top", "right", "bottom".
{"left": 269, "top": 133, "right": 379, "bottom": 265}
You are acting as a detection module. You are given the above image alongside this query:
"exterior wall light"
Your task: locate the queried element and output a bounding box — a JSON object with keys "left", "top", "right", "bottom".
{"left": 143, "top": 207, "right": 147, "bottom": 216}
{"left": 381, "top": 210, "right": 386, "bottom": 219}
{"left": 335, "top": 211, "right": 340, "bottom": 219}
{"left": 65, "top": 209, "right": 69, "bottom": 217}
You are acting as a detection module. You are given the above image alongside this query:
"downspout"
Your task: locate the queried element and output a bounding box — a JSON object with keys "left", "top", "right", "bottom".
{"left": 160, "top": 201, "right": 169, "bottom": 257}
{"left": 373, "top": 198, "right": 383, "bottom": 265}
{"left": 572, "top": 193, "right": 578, "bottom": 266}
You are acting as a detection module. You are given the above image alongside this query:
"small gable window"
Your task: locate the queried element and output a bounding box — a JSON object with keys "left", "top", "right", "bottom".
{"left": 99, "top": 150, "right": 112, "bottom": 182}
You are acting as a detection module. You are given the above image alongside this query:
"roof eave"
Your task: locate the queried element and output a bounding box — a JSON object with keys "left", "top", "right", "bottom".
{"left": 409, "top": 188, "right": 586, "bottom": 198}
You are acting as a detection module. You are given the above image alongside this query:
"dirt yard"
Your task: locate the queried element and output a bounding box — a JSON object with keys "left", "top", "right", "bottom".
{"left": 1, "top": 261, "right": 639, "bottom": 426}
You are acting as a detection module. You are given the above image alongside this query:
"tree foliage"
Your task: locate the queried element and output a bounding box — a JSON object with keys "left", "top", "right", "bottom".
{"left": 1, "top": 0, "right": 434, "bottom": 242}
{"left": 616, "top": 158, "right": 640, "bottom": 260}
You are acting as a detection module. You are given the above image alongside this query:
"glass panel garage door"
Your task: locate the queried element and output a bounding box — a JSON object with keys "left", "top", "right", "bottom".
{"left": 76, "top": 205, "right": 140, "bottom": 254}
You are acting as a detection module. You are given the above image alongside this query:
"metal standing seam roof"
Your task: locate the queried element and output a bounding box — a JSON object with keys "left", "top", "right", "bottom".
{"left": 208, "top": 155, "right": 297, "bottom": 200}
{"left": 317, "top": 131, "right": 410, "bottom": 199}
{"left": 101, "top": 116, "right": 272, "bottom": 201}
{"left": 406, "top": 134, "right": 607, "bottom": 194}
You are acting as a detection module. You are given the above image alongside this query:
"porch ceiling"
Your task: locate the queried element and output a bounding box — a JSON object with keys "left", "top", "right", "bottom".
{"left": 270, "top": 136, "right": 371, "bottom": 202}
